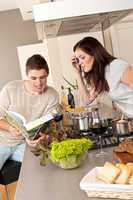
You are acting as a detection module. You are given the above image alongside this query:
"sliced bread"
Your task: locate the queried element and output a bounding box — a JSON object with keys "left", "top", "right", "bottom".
{"left": 97, "top": 162, "right": 120, "bottom": 184}
{"left": 115, "top": 163, "right": 132, "bottom": 184}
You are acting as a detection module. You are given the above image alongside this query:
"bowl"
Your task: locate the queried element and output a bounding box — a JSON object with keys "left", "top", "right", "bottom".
{"left": 50, "top": 152, "right": 88, "bottom": 169}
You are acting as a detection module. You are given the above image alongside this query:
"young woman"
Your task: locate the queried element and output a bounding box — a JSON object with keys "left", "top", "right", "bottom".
{"left": 71, "top": 37, "right": 133, "bottom": 118}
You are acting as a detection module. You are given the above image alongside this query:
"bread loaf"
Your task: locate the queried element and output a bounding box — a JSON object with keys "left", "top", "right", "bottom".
{"left": 113, "top": 151, "right": 133, "bottom": 164}
{"left": 114, "top": 139, "right": 133, "bottom": 154}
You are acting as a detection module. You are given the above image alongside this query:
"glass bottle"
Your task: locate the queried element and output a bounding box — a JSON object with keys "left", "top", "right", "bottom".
{"left": 60, "top": 85, "right": 67, "bottom": 106}
{"left": 67, "top": 87, "right": 75, "bottom": 108}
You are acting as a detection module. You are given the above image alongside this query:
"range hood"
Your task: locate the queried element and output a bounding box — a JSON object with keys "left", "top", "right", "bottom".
{"left": 33, "top": 0, "right": 133, "bottom": 38}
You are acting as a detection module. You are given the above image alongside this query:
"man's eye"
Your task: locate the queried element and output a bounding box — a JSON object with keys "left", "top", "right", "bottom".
{"left": 40, "top": 76, "right": 47, "bottom": 80}
{"left": 41, "top": 77, "right": 46, "bottom": 80}
{"left": 31, "top": 77, "right": 36, "bottom": 80}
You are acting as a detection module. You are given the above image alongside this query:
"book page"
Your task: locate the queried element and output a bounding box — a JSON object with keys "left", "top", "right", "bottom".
{"left": 25, "top": 113, "right": 54, "bottom": 131}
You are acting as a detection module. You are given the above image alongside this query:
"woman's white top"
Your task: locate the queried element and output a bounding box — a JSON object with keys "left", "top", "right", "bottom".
{"left": 105, "top": 59, "right": 133, "bottom": 118}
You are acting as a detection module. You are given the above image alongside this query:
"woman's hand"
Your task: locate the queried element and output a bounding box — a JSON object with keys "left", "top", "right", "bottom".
{"left": 71, "top": 55, "right": 81, "bottom": 75}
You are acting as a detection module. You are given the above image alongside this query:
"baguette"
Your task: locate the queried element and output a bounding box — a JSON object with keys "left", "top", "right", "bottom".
{"left": 97, "top": 162, "right": 120, "bottom": 184}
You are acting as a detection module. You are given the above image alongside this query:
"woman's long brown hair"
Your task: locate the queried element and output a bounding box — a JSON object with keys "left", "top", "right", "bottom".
{"left": 73, "top": 37, "right": 116, "bottom": 93}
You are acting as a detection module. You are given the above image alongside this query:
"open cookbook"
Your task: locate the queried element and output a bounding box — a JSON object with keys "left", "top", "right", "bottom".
{"left": 0, "top": 106, "right": 54, "bottom": 139}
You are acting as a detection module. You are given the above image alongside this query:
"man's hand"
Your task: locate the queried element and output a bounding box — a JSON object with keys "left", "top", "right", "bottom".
{"left": 26, "top": 133, "right": 47, "bottom": 148}
{"left": 8, "top": 125, "right": 22, "bottom": 137}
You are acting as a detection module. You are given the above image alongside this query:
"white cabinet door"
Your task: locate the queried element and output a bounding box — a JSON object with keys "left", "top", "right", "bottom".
{"left": 17, "top": 42, "right": 54, "bottom": 86}
{"left": 111, "top": 17, "right": 133, "bottom": 64}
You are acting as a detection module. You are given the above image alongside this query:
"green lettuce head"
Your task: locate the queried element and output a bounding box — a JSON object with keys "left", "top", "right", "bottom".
{"left": 50, "top": 138, "right": 92, "bottom": 169}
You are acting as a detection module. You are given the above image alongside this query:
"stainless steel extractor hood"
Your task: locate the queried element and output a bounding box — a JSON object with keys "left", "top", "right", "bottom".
{"left": 33, "top": 0, "right": 133, "bottom": 38}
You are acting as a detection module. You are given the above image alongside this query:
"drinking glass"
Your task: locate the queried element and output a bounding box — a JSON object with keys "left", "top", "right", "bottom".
{"left": 96, "top": 119, "right": 108, "bottom": 157}
{"left": 96, "top": 135, "right": 108, "bottom": 157}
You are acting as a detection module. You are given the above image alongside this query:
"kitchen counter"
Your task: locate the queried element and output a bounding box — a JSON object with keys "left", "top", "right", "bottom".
{"left": 14, "top": 147, "right": 117, "bottom": 200}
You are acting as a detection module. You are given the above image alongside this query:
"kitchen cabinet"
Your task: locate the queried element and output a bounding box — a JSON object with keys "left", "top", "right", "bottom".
{"left": 110, "top": 14, "right": 133, "bottom": 64}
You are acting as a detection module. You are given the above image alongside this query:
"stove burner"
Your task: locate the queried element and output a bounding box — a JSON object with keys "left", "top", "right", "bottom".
{"left": 68, "top": 127, "right": 133, "bottom": 150}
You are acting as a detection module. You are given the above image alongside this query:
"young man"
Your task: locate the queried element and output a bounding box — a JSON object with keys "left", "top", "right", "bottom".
{"left": 0, "top": 54, "right": 59, "bottom": 169}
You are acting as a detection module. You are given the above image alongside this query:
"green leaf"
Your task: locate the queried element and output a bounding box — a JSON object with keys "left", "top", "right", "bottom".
{"left": 63, "top": 76, "right": 77, "bottom": 90}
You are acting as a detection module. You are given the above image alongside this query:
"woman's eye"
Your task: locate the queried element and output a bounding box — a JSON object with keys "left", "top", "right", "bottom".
{"left": 79, "top": 56, "right": 85, "bottom": 61}
{"left": 81, "top": 56, "right": 85, "bottom": 60}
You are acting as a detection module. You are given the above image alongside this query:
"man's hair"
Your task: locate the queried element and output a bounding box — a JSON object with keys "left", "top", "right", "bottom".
{"left": 26, "top": 54, "right": 49, "bottom": 75}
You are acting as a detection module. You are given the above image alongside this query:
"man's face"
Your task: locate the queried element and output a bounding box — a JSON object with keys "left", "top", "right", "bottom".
{"left": 27, "top": 69, "right": 48, "bottom": 94}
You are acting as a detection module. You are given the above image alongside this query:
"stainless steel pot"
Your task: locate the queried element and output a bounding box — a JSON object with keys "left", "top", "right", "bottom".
{"left": 71, "top": 116, "right": 88, "bottom": 131}
{"left": 113, "top": 119, "right": 129, "bottom": 135}
{"left": 70, "top": 112, "right": 92, "bottom": 131}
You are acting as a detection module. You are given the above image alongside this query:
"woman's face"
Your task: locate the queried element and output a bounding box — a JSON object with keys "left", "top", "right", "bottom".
{"left": 75, "top": 48, "right": 94, "bottom": 72}
{"left": 27, "top": 69, "right": 48, "bottom": 94}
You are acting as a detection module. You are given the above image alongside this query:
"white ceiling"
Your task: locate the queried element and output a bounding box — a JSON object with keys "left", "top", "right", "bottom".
{"left": 0, "top": 0, "right": 49, "bottom": 12}
{"left": 0, "top": 0, "right": 51, "bottom": 20}
{"left": 0, "top": 0, "right": 18, "bottom": 11}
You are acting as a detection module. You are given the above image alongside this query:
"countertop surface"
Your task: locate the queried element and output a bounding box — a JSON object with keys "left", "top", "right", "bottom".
{"left": 15, "top": 147, "right": 119, "bottom": 200}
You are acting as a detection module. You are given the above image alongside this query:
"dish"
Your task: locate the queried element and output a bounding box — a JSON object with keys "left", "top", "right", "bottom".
{"left": 80, "top": 167, "right": 133, "bottom": 192}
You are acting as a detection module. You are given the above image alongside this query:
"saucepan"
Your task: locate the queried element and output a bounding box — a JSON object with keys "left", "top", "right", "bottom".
{"left": 70, "top": 111, "right": 92, "bottom": 131}
{"left": 112, "top": 115, "right": 131, "bottom": 135}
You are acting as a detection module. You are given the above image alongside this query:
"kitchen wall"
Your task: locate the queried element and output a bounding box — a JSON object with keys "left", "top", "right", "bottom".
{"left": 0, "top": 9, "right": 39, "bottom": 90}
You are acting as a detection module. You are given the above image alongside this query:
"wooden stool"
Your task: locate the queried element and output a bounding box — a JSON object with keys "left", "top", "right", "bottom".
{"left": 0, "top": 160, "right": 21, "bottom": 200}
